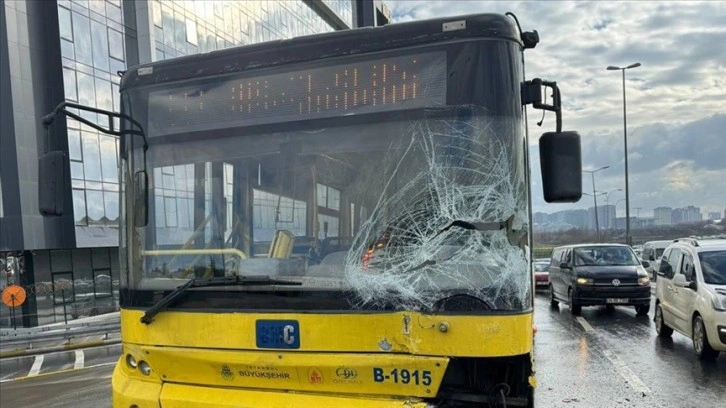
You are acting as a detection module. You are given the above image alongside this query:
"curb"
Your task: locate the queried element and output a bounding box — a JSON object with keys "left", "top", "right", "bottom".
{"left": 0, "top": 338, "right": 121, "bottom": 359}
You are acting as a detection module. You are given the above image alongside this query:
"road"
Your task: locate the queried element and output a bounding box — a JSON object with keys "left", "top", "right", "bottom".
{"left": 1, "top": 295, "right": 724, "bottom": 407}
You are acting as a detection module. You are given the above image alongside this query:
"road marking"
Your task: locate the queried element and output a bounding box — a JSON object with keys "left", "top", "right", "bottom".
{"left": 74, "top": 349, "right": 85, "bottom": 369}
{"left": 602, "top": 348, "right": 651, "bottom": 395}
{"left": 28, "top": 355, "right": 44, "bottom": 377}
{"left": 0, "top": 362, "right": 117, "bottom": 383}
{"left": 576, "top": 316, "right": 595, "bottom": 333}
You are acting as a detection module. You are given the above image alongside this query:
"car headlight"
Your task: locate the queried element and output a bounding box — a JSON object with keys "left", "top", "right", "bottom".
{"left": 576, "top": 277, "right": 594, "bottom": 285}
{"left": 638, "top": 276, "right": 650, "bottom": 286}
{"left": 712, "top": 293, "right": 726, "bottom": 311}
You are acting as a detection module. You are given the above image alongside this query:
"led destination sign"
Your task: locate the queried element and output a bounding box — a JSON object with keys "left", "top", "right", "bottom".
{"left": 147, "top": 51, "right": 447, "bottom": 137}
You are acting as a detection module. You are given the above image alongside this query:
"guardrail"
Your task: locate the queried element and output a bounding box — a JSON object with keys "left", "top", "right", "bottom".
{"left": 0, "top": 318, "right": 120, "bottom": 350}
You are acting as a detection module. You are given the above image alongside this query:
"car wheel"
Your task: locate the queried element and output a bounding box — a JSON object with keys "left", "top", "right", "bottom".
{"left": 549, "top": 284, "right": 559, "bottom": 307}
{"left": 655, "top": 304, "right": 673, "bottom": 337}
{"left": 635, "top": 304, "right": 650, "bottom": 316}
{"left": 568, "top": 288, "right": 581, "bottom": 315}
{"left": 693, "top": 315, "right": 719, "bottom": 361}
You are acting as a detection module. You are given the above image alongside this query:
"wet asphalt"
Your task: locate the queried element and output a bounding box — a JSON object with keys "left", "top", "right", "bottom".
{"left": 1, "top": 292, "right": 724, "bottom": 407}
{"left": 533, "top": 290, "right": 726, "bottom": 408}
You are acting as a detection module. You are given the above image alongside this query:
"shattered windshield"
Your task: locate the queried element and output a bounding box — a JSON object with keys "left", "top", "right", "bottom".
{"left": 125, "top": 106, "right": 530, "bottom": 312}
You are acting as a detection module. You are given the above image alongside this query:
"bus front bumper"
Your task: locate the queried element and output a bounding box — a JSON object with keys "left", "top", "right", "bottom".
{"left": 113, "top": 364, "right": 431, "bottom": 408}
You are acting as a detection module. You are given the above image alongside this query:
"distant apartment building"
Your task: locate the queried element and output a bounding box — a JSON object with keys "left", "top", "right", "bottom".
{"left": 532, "top": 209, "right": 588, "bottom": 231}
{"left": 672, "top": 206, "right": 702, "bottom": 224}
{"left": 707, "top": 211, "right": 721, "bottom": 221}
{"left": 533, "top": 212, "right": 548, "bottom": 224}
{"left": 587, "top": 205, "right": 614, "bottom": 231}
{"left": 654, "top": 206, "right": 673, "bottom": 226}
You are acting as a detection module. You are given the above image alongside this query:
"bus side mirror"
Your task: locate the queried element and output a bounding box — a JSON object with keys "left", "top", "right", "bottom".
{"left": 134, "top": 170, "right": 149, "bottom": 227}
{"left": 38, "top": 151, "right": 68, "bottom": 216}
{"left": 539, "top": 131, "right": 582, "bottom": 203}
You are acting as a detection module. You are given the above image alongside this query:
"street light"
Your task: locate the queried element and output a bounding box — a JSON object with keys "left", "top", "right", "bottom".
{"left": 607, "top": 62, "right": 641, "bottom": 245}
{"left": 583, "top": 165, "right": 610, "bottom": 242}
{"left": 605, "top": 188, "right": 623, "bottom": 229}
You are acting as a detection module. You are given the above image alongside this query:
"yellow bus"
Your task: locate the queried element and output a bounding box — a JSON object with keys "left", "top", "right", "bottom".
{"left": 40, "top": 12, "right": 582, "bottom": 408}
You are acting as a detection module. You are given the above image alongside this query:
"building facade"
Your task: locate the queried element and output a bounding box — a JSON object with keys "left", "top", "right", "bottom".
{"left": 653, "top": 206, "right": 673, "bottom": 226}
{"left": 0, "top": 0, "right": 388, "bottom": 327}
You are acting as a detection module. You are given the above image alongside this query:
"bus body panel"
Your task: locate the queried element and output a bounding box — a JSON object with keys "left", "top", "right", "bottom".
{"left": 120, "top": 309, "right": 533, "bottom": 356}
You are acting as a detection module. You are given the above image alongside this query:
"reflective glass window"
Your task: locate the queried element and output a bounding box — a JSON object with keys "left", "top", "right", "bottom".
{"left": 174, "top": 11, "right": 187, "bottom": 54}
{"left": 61, "top": 39, "right": 75, "bottom": 60}
{"left": 73, "top": 189, "right": 87, "bottom": 225}
{"left": 86, "top": 189, "right": 105, "bottom": 223}
{"left": 104, "top": 191, "right": 119, "bottom": 221}
{"left": 152, "top": 1, "right": 162, "bottom": 27}
{"left": 106, "top": 2, "right": 122, "bottom": 23}
{"left": 72, "top": 12, "right": 92, "bottom": 66}
{"left": 186, "top": 19, "right": 198, "bottom": 45}
{"left": 91, "top": 19, "right": 110, "bottom": 71}
{"left": 59, "top": 6, "right": 73, "bottom": 40}
{"left": 68, "top": 129, "right": 82, "bottom": 161}
{"left": 108, "top": 28, "right": 124, "bottom": 61}
{"left": 71, "top": 162, "right": 84, "bottom": 181}
{"left": 100, "top": 136, "right": 118, "bottom": 183}
{"left": 95, "top": 78, "right": 112, "bottom": 111}
{"left": 89, "top": 0, "right": 105, "bottom": 16}
{"left": 63, "top": 67, "right": 78, "bottom": 102}
{"left": 76, "top": 71, "right": 96, "bottom": 107}
{"left": 82, "top": 131, "right": 102, "bottom": 182}
{"left": 155, "top": 195, "right": 165, "bottom": 228}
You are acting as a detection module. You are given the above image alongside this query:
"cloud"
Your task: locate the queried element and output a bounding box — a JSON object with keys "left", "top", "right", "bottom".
{"left": 387, "top": 1, "right": 726, "bottom": 216}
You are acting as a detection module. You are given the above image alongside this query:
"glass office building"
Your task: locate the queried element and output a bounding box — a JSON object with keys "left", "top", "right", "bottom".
{"left": 0, "top": 0, "right": 388, "bottom": 327}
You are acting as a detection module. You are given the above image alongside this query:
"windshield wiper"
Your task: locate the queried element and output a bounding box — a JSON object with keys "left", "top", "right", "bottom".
{"left": 140, "top": 275, "right": 302, "bottom": 325}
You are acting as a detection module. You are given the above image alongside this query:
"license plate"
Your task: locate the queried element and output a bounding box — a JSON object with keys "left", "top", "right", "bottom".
{"left": 606, "top": 298, "right": 628, "bottom": 304}
{"left": 256, "top": 320, "right": 300, "bottom": 349}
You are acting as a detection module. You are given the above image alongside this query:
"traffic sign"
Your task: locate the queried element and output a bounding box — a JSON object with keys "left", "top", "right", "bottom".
{"left": 2, "top": 285, "right": 27, "bottom": 307}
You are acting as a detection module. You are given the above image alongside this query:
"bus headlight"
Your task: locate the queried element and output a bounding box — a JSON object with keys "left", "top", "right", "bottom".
{"left": 638, "top": 277, "right": 650, "bottom": 286}
{"left": 126, "top": 354, "right": 138, "bottom": 369}
{"left": 138, "top": 360, "right": 152, "bottom": 376}
{"left": 576, "top": 277, "right": 594, "bottom": 285}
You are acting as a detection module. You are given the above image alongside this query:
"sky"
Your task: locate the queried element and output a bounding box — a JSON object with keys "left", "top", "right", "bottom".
{"left": 387, "top": 0, "right": 726, "bottom": 218}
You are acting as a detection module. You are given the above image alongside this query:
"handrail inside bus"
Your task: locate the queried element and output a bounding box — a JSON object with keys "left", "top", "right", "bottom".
{"left": 141, "top": 248, "right": 248, "bottom": 259}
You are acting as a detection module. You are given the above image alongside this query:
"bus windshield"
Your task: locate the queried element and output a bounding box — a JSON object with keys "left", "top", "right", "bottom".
{"left": 120, "top": 42, "right": 530, "bottom": 313}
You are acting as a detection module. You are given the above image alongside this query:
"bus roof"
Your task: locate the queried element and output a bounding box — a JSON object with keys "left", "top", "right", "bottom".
{"left": 120, "top": 13, "right": 522, "bottom": 91}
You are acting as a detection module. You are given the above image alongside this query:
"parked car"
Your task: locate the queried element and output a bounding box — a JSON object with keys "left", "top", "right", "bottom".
{"left": 534, "top": 258, "right": 550, "bottom": 290}
{"left": 548, "top": 244, "right": 651, "bottom": 316}
{"left": 654, "top": 238, "right": 726, "bottom": 361}
{"left": 642, "top": 240, "right": 672, "bottom": 281}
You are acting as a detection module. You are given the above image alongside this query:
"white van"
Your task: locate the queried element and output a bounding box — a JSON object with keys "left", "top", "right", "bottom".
{"left": 654, "top": 238, "right": 726, "bottom": 360}
{"left": 642, "top": 240, "right": 671, "bottom": 281}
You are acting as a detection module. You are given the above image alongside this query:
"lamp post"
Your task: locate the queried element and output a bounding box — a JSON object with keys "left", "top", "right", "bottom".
{"left": 605, "top": 188, "right": 623, "bottom": 230}
{"left": 607, "top": 62, "right": 641, "bottom": 245}
{"left": 583, "top": 166, "right": 609, "bottom": 242}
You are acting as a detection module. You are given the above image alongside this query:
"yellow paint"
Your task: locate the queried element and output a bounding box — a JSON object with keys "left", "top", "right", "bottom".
{"left": 121, "top": 309, "right": 533, "bottom": 357}
{"left": 112, "top": 360, "right": 163, "bottom": 408}
{"left": 114, "top": 309, "right": 534, "bottom": 407}
{"left": 136, "top": 346, "right": 447, "bottom": 398}
{"left": 160, "top": 383, "right": 431, "bottom": 408}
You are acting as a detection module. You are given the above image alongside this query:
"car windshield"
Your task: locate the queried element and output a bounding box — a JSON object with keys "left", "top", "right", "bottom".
{"left": 655, "top": 248, "right": 665, "bottom": 258}
{"left": 573, "top": 246, "right": 640, "bottom": 267}
{"left": 699, "top": 250, "right": 726, "bottom": 285}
